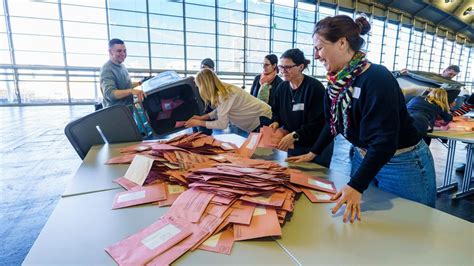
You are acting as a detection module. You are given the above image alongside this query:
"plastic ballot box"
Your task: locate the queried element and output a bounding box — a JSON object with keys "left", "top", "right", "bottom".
{"left": 141, "top": 71, "right": 205, "bottom": 135}
{"left": 393, "top": 70, "right": 462, "bottom": 104}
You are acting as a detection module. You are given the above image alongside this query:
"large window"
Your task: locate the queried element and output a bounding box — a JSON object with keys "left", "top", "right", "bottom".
{"left": 0, "top": 0, "right": 472, "bottom": 104}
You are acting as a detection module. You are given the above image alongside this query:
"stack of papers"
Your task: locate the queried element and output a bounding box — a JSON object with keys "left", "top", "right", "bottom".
{"left": 105, "top": 133, "right": 339, "bottom": 264}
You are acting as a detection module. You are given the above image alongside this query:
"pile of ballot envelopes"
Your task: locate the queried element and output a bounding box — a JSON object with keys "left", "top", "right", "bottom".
{"left": 105, "top": 132, "right": 337, "bottom": 265}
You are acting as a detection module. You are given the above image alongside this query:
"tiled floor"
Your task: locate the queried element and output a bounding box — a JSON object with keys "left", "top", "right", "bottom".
{"left": 0, "top": 106, "right": 472, "bottom": 265}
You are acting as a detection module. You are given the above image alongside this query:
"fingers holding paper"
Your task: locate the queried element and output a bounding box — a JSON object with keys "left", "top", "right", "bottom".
{"left": 330, "top": 185, "right": 361, "bottom": 223}
{"left": 277, "top": 133, "right": 294, "bottom": 152}
{"left": 286, "top": 152, "right": 316, "bottom": 163}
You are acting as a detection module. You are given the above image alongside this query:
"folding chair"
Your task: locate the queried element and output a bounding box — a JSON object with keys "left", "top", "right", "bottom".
{"left": 65, "top": 104, "right": 143, "bottom": 160}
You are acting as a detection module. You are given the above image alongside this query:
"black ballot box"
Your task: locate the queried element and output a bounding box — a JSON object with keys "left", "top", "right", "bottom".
{"left": 141, "top": 74, "right": 205, "bottom": 135}
{"left": 393, "top": 70, "right": 463, "bottom": 104}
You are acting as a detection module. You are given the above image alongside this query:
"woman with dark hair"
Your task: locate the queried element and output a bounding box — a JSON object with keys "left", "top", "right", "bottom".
{"left": 250, "top": 54, "right": 283, "bottom": 108}
{"left": 287, "top": 15, "right": 436, "bottom": 223}
{"left": 269, "top": 48, "right": 334, "bottom": 168}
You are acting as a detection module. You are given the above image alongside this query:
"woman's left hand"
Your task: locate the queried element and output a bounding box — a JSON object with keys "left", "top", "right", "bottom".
{"left": 277, "top": 133, "right": 294, "bottom": 151}
{"left": 184, "top": 119, "right": 204, "bottom": 128}
{"left": 331, "top": 185, "right": 362, "bottom": 223}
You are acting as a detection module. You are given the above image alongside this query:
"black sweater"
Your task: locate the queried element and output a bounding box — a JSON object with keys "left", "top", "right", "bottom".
{"left": 271, "top": 75, "right": 326, "bottom": 148}
{"left": 250, "top": 75, "right": 283, "bottom": 108}
{"left": 311, "top": 64, "right": 421, "bottom": 193}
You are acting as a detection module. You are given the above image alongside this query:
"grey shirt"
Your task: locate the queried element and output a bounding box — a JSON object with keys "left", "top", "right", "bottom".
{"left": 100, "top": 59, "right": 133, "bottom": 107}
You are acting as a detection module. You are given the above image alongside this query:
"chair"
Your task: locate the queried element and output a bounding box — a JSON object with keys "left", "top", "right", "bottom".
{"left": 65, "top": 105, "right": 143, "bottom": 160}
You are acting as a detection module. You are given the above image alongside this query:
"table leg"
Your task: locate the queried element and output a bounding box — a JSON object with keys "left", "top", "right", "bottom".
{"left": 437, "top": 139, "right": 458, "bottom": 193}
{"left": 453, "top": 143, "right": 474, "bottom": 199}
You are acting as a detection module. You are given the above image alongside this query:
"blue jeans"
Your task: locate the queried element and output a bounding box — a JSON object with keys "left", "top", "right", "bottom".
{"left": 351, "top": 140, "right": 436, "bottom": 207}
{"left": 288, "top": 141, "right": 334, "bottom": 168}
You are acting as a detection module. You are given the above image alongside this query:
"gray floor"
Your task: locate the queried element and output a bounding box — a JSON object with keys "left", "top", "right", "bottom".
{"left": 0, "top": 105, "right": 472, "bottom": 266}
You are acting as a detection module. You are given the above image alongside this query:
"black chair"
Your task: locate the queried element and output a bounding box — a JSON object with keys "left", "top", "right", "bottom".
{"left": 65, "top": 105, "right": 143, "bottom": 160}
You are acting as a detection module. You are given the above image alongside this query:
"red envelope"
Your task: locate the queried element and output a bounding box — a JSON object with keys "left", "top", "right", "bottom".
{"left": 167, "top": 188, "right": 214, "bottom": 223}
{"left": 113, "top": 177, "right": 139, "bottom": 191}
{"left": 112, "top": 183, "right": 166, "bottom": 209}
{"left": 301, "top": 187, "right": 336, "bottom": 203}
{"left": 175, "top": 121, "right": 186, "bottom": 128}
{"left": 198, "top": 228, "right": 234, "bottom": 255}
{"left": 158, "top": 182, "right": 187, "bottom": 207}
{"left": 233, "top": 205, "right": 282, "bottom": 241}
{"left": 237, "top": 133, "right": 262, "bottom": 158}
{"left": 289, "top": 170, "right": 337, "bottom": 194}
{"left": 105, "top": 217, "right": 192, "bottom": 265}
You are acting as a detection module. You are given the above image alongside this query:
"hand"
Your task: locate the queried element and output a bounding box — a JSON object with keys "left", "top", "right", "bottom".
{"left": 269, "top": 122, "right": 279, "bottom": 130}
{"left": 131, "top": 87, "right": 146, "bottom": 102}
{"left": 330, "top": 185, "right": 361, "bottom": 223}
{"left": 277, "top": 133, "right": 294, "bottom": 152}
{"left": 191, "top": 115, "right": 207, "bottom": 121}
{"left": 184, "top": 119, "right": 205, "bottom": 128}
{"left": 286, "top": 152, "right": 316, "bottom": 163}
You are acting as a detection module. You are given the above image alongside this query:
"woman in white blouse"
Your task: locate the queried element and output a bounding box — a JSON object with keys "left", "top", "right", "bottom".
{"left": 185, "top": 69, "right": 271, "bottom": 133}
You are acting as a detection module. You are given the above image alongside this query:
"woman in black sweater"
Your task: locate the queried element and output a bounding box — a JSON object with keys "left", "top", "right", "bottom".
{"left": 269, "top": 48, "right": 334, "bottom": 168}
{"left": 288, "top": 15, "right": 436, "bottom": 223}
{"left": 250, "top": 54, "right": 283, "bottom": 108}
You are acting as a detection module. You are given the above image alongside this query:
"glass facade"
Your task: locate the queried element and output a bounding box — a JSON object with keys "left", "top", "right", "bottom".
{"left": 0, "top": 0, "right": 472, "bottom": 104}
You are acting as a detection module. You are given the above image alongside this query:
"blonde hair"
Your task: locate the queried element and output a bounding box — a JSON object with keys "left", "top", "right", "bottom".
{"left": 426, "top": 88, "right": 450, "bottom": 112}
{"left": 195, "top": 69, "right": 233, "bottom": 107}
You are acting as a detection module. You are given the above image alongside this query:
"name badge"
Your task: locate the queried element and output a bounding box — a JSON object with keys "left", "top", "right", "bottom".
{"left": 353, "top": 87, "right": 361, "bottom": 99}
{"left": 292, "top": 103, "right": 304, "bottom": 111}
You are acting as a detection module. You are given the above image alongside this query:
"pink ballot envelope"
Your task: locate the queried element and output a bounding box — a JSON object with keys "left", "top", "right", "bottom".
{"left": 301, "top": 187, "right": 335, "bottom": 203}
{"left": 105, "top": 217, "right": 192, "bottom": 265}
{"left": 175, "top": 121, "right": 186, "bottom": 128}
{"left": 258, "top": 126, "right": 294, "bottom": 149}
{"left": 237, "top": 132, "right": 262, "bottom": 158}
{"left": 112, "top": 183, "right": 166, "bottom": 209}
{"left": 289, "top": 170, "right": 337, "bottom": 194}
{"left": 198, "top": 228, "right": 234, "bottom": 255}
{"left": 113, "top": 177, "right": 140, "bottom": 191}
{"left": 233, "top": 205, "right": 282, "bottom": 241}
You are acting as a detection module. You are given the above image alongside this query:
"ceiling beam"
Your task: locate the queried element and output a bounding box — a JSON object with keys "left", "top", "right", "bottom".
{"left": 414, "top": 3, "right": 431, "bottom": 17}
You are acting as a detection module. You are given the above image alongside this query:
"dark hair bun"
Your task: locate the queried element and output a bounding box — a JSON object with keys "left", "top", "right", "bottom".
{"left": 355, "top": 16, "right": 371, "bottom": 35}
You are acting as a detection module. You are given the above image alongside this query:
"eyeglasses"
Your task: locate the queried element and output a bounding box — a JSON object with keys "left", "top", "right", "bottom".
{"left": 277, "top": 65, "right": 298, "bottom": 72}
{"left": 262, "top": 63, "right": 272, "bottom": 67}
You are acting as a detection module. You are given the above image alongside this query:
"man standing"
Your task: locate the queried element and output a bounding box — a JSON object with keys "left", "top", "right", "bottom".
{"left": 100, "top": 38, "right": 145, "bottom": 108}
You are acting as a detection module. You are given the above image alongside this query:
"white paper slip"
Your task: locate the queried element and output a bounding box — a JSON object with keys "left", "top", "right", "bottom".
{"left": 310, "top": 190, "right": 332, "bottom": 200}
{"left": 124, "top": 155, "right": 154, "bottom": 186}
{"left": 308, "top": 179, "right": 333, "bottom": 190}
{"left": 141, "top": 223, "right": 181, "bottom": 250}
{"left": 247, "top": 134, "right": 259, "bottom": 149}
{"left": 221, "top": 143, "right": 233, "bottom": 150}
{"left": 117, "top": 190, "right": 146, "bottom": 203}
{"left": 202, "top": 232, "right": 222, "bottom": 247}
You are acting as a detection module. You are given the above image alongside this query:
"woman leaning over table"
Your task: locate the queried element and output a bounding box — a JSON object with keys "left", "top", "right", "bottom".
{"left": 287, "top": 15, "right": 436, "bottom": 223}
{"left": 184, "top": 69, "right": 271, "bottom": 133}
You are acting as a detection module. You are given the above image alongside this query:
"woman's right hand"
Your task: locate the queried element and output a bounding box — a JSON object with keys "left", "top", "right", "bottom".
{"left": 269, "top": 122, "right": 279, "bottom": 130}
{"left": 286, "top": 152, "right": 316, "bottom": 163}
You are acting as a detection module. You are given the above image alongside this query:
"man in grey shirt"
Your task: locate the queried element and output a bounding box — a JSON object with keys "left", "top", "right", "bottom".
{"left": 100, "top": 38, "right": 145, "bottom": 108}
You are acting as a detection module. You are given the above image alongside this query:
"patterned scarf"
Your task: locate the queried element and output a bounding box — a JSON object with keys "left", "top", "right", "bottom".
{"left": 326, "top": 51, "right": 368, "bottom": 136}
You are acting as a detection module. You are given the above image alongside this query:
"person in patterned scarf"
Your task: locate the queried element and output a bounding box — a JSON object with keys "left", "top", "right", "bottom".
{"left": 287, "top": 15, "right": 436, "bottom": 223}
